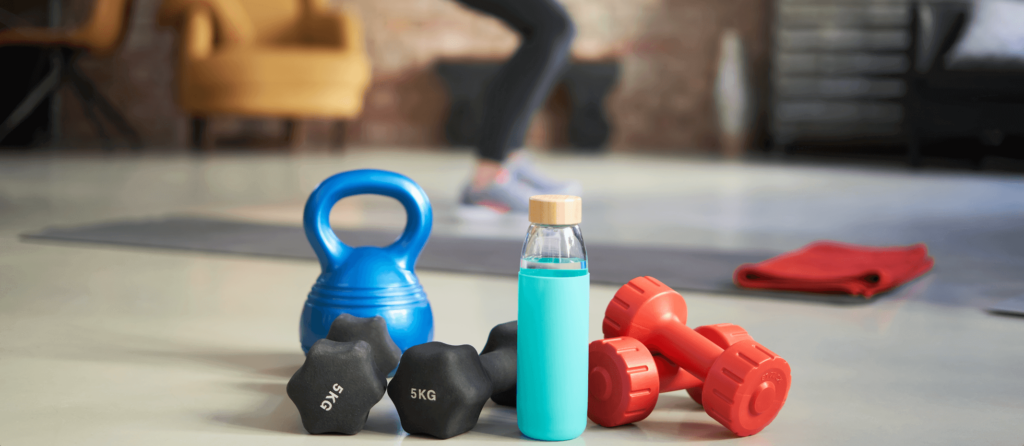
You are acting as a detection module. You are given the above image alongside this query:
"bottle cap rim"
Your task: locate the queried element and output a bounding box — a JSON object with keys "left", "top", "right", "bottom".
{"left": 529, "top": 195, "right": 582, "bottom": 225}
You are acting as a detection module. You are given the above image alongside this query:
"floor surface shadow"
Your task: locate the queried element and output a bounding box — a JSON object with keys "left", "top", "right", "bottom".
{"left": 470, "top": 404, "right": 522, "bottom": 439}
{"left": 655, "top": 393, "right": 706, "bottom": 412}
{"left": 637, "top": 420, "right": 736, "bottom": 442}
{"left": 209, "top": 382, "right": 306, "bottom": 435}
{"left": 361, "top": 403, "right": 405, "bottom": 436}
{"left": 169, "top": 351, "right": 305, "bottom": 378}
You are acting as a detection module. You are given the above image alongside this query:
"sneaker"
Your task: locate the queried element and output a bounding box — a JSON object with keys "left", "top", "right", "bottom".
{"left": 505, "top": 152, "right": 582, "bottom": 196}
{"left": 458, "top": 168, "right": 539, "bottom": 220}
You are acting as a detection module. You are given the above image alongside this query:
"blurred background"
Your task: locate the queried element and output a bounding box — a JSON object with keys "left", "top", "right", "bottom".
{"left": 1, "top": 0, "right": 768, "bottom": 154}
{"left": 2, "top": 3, "right": 1024, "bottom": 443}
{"left": 3, "top": 0, "right": 1020, "bottom": 168}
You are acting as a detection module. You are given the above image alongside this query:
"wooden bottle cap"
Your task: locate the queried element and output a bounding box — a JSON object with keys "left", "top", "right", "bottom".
{"left": 529, "top": 195, "right": 582, "bottom": 225}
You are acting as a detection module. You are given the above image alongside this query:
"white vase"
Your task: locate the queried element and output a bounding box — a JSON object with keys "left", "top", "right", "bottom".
{"left": 714, "top": 28, "right": 753, "bottom": 158}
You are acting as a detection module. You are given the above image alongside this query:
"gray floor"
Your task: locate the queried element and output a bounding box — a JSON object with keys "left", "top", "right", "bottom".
{"left": 1, "top": 149, "right": 1023, "bottom": 445}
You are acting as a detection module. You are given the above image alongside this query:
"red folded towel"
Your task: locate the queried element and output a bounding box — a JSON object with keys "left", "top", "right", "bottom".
{"left": 734, "top": 241, "right": 934, "bottom": 298}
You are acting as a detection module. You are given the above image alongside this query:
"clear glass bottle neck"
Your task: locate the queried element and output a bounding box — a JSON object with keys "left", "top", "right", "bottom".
{"left": 520, "top": 223, "right": 587, "bottom": 270}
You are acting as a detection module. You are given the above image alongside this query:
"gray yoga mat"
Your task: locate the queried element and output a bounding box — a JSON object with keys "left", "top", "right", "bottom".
{"left": 21, "top": 217, "right": 871, "bottom": 303}
{"left": 988, "top": 296, "right": 1024, "bottom": 317}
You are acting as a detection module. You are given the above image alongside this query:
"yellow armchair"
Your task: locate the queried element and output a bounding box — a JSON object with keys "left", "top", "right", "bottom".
{"left": 158, "top": 0, "right": 372, "bottom": 149}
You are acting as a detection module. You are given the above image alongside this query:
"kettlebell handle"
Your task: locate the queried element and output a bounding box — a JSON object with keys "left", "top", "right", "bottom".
{"left": 303, "top": 169, "right": 433, "bottom": 273}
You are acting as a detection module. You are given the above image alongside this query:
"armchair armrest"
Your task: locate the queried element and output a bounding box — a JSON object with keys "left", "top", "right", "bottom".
{"left": 304, "top": 8, "right": 366, "bottom": 53}
{"left": 180, "top": 5, "right": 215, "bottom": 60}
{"left": 0, "top": 27, "right": 76, "bottom": 48}
{"left": 158, "top": 0, "right": 255, "bottom": 48}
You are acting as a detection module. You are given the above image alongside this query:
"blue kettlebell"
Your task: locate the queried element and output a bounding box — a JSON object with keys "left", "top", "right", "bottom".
{"left": 299, "top": 169, "right": 434, "bottom": 354}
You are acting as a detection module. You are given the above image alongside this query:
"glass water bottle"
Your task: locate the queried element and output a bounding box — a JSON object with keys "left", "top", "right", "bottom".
{"left": 517, "top": 195, "right": 589, "bottom": 441}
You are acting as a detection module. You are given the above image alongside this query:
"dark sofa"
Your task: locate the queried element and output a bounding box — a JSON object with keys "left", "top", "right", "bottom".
{"left": 908, "top": 1, "right": 1024, "bottom": 166}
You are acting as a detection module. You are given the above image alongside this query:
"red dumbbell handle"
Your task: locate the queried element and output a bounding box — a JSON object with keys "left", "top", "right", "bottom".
{"left": 652, "top": 322, "right": 725, "bottom": 380}
{"left": 654, "top": 355, "right": 702, "bottom": 392}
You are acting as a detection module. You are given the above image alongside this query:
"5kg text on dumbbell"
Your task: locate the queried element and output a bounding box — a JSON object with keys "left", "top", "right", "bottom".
{"left": 410, "top": 388, "right": 437, "bottom": 401}
{"left": 320, "top": 383, "right": 344, "bottom": 411}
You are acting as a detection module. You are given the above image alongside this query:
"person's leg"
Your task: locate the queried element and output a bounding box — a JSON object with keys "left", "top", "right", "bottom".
{"left": 455, "top": 0, "right": 576, "bottom": 189}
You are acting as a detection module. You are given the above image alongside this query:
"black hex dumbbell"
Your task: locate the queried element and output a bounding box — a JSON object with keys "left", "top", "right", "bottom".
{"left": 286, "top": 314, "right": 402, "bottom": 434}
{"left": 387, "top": 321, "right": 516, "bottom": 439}
{"left": 325, "top": 313, "right": 402, "bottom": 376}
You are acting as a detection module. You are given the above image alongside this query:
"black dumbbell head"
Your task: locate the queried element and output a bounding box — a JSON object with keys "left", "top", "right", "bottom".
{"left": 480, "top": 321, "right": 517, "bottom": 407}
{"left": 326, "top": 313, "right": 402, "bottom": 374}
{"left": 387, "top": 342, "right": 492, "bottom": 439}
{"left": 286, "top": 339, "right": 387, "bottom": 434}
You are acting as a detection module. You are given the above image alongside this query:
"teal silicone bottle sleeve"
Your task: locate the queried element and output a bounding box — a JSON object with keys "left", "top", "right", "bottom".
{"left": 517, "top": 268, "right": 590, "bottom": 441}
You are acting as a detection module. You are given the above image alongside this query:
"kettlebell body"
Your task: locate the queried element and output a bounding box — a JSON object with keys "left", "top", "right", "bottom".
{"left": 300, "top": 169, "right": 434, "bottom": 354}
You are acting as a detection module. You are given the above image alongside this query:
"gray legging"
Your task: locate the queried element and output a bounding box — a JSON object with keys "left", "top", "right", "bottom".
{"left": 454, "top": 0, "right": 576, "bottom": 162}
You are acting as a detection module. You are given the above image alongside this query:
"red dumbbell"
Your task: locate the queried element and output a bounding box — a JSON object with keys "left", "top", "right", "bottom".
{"left": 602, "top": 276, "right": 791, "bottom": 436}
{"left": 588, "top": 324, "right": 753, "bottom": 427}
{"left": 683, "top": 324, "right": 754, "bottom": 406}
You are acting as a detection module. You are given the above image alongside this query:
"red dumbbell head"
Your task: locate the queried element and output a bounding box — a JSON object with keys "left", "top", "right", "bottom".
{"left": 701, "top": 340, "right": 791, "bottom": 437}
{"left": 603, "top": 276, "right": 687, "bottom": 342}
{"left": 696, "top": 323, "right": 752, "bottom": 349}
{"left": 587, "top": 337, "right": 660, "bottom": 427}
{"left": 687, "top": 324, "right": 754, "bottom": 406}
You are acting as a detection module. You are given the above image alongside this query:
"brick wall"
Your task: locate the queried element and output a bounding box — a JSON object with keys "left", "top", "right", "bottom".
{"left": 61, "top": 0, "right": 771, "bottom": 152}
